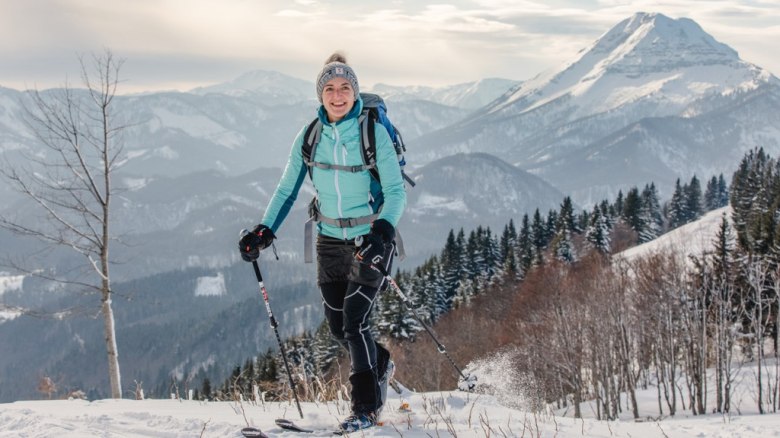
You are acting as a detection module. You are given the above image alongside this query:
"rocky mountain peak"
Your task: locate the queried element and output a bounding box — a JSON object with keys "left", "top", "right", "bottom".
{"left": 591, "top": 12, "right": 739, "bottom": 74}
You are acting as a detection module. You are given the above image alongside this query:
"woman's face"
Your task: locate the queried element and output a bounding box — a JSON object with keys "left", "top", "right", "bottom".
{"left": 321, "top": 77, "right": 355, "bottom": 123}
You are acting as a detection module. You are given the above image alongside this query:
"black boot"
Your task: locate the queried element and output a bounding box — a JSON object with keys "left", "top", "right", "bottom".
{"left": 349, "top": 369, "right": 380, "bottom": 415}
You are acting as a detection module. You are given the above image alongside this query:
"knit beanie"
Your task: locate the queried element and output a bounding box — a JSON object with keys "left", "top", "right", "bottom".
{"left": 316, "top": 53, "right": 359, "bottom": 103}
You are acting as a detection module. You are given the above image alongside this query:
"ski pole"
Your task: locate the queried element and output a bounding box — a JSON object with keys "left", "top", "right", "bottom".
{"left": 241, "top": 230, "right": 304, "bottom": 419}
{"left": 367, "top": 256, "right": 476, "bottom": 390}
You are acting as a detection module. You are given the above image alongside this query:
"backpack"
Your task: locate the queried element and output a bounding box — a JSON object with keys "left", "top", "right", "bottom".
{"left": 301, "top": 92, "right": 414, "bottom": 187}
{"left": 301, "top": 92, "right": 413, "bottom": 263}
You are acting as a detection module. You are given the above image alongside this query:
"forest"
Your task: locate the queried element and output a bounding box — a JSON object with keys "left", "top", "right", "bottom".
{"left": 184, "top": 148, "right": 780, "bottom": 419}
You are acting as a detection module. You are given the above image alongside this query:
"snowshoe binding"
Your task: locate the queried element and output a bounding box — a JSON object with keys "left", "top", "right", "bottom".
{"left": 337, "top": 412, "right": 377, "bottom": 434}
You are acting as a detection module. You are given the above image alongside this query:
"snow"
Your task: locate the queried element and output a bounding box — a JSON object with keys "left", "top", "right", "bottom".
{"left": 122, "top": 177, "right": 152, "bottom": 191}
{"left": 150, "top": 107, "right": 245, "bottom": 149}
{"left": 2, "top": 206, "right": 779, "bottom": 436}
{"left": 618, "top": 206, "right": 731, "bottom": 263}
{"left": 194, "top": 272, "right": 226, "bottom": 297}
{"left": 411, "top": 192, "right": 468, "bottom": 215}
{"left": 0, "top": 273, "right": 23, "bottom": 296}
{"left": 0, "top": 274, "right": 25, "bottom": 322}
{"left": 1, "top": 376, "right": 778, "bottom": 437}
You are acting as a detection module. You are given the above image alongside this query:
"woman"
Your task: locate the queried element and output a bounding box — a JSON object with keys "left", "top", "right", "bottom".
{"left": 239, "top": 52, "right": 406, "bottom": 432}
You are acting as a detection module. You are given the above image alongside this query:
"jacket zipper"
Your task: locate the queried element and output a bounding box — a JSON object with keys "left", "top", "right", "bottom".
{"left": 331, "top": 125, "right": 347, "bottom": 239}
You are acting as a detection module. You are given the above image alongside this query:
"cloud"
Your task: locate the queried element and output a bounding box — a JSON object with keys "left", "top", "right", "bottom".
{"left": 0, "top": 0, "right": 778, "bottom": 92}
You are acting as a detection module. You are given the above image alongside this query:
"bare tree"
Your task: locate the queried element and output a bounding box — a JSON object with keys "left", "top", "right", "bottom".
{"left": 745, "top": 259, "right": 769, "bottom": 414}
{"left": 0, "top": 50, "right": 126, "bottom": 398}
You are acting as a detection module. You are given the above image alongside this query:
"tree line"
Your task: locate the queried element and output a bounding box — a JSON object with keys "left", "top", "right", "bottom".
{"left": 204, "top": 160, "right": 738, "bottom": 410}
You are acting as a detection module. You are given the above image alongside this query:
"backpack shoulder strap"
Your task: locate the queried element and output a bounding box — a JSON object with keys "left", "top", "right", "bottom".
{"left": 302, "top": 117, "right": 374, "bottom": 176}
{"left": 359, "top": 109, "right": 381, "bottom": 183}
{"left": 301, "top": 118, "right": 321, "bottom": 180}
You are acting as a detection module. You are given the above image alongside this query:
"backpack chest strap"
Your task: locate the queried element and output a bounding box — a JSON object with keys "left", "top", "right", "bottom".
{"left": 305, "top": 160, "right": 376, "bottom": 173}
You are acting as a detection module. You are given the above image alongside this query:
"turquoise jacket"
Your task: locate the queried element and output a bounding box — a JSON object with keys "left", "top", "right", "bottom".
{"left": 261, "top": 98, "right": 406, "bottom": 240}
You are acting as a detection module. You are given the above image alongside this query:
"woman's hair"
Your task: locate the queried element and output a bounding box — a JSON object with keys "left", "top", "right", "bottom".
{"left": 324, "top": 52, "right": 348, "bottom": 65}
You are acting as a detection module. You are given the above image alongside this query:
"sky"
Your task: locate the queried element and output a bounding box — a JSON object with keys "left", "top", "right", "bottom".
{"left": 1, "top": 0, "right": 779, "bottom": 94}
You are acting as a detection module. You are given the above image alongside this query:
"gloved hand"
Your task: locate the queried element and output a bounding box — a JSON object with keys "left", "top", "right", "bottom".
{"left": 355, "top": 219, "right": 394, "bottom": 265}
{"left": 239, "top": 224, "right": 276, "bottom": 262}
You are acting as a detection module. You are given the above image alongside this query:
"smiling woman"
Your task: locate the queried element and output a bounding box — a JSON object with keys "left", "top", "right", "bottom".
{"left": 238, "top": 51, "right": 407, "bottom": 432}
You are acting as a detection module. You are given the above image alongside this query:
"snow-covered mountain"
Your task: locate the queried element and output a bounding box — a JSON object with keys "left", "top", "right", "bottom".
{"left": 189, "top": 70, "right": 314, "bottom": 103}
{"left": 0, "top": 75, "right": 488, "bottom": 183}
{"left": 371, "top": 78, "right": 520, "bottom": 109}
{"left": 418, "top": 12, "right": 780, "bottom": 205}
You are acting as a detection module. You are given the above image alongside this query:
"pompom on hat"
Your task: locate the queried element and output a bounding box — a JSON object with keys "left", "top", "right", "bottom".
{"left": 316, "top": 52, "right": 359, "bottom": 103}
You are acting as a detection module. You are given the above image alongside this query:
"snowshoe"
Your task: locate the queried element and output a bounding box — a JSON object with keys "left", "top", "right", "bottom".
{"left": 240, "top": 426, "right": 269, "bottom": 437}
{"left": 337, "top": 412, "right": 377, "bottom": 434}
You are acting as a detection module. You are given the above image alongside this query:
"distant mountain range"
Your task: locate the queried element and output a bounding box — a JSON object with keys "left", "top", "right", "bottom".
{"left": 2, "top": 11, "right": 779, "bottom": 402}
{"left": 417, "top": 12, "right": 780, "bottom": 204}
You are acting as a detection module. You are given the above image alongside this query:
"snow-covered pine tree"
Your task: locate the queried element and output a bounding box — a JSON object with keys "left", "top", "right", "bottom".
{"left": 668, "top": 178, "right": 688, "bottom": 229}
{"left": 730, "top": 148, "right": 773, "bottom": 254}
{"left": 640, "top": 183, "right": 664, "bottom": 242}
{"left": 717, "top": 174, "right": 729, "bottom": 208}
{"left": 552, "top": 197, "right": 578, "bottom": 263}
{"left": 501, "top": 221, "right": 522, "bottom": 280}
{"left": 685, "top": 175, "right": 704, "bottom": 222}
{"left": 585, "top": 207, "right": 611, "bottom": 254}
{"left": 517, "top": 214, "right": 534, "bottom": 275}
{"left": 479, "top": 227, "right": 504, "bottom": 289}
{"left": 705, "top": 176, "right": 720, "bottom": 211}
{"left": 439, "top": 229, "right": 462, "bottom": 308}
{"left": 558, "top": 196, "right": 577, "bottom": 233}
{"left": 622, "top": 187, "right": 645, "bottom": 242}
{"left": 531, "top": 209, "right": 547, "bottom": 266}
{"left": 614, "top": 190, "right": 624, "bottom": 215}
{"left": 415, "top": 257, "right": 444, "bottom": 322}
{"left": 546, "top": 210, "right": 559, "bottom": 243}
{"left": 311, "top": 320, "right": 341, "bottom": 375}
{"left": 376, "top": 272, "right": 416, "bottom": 339}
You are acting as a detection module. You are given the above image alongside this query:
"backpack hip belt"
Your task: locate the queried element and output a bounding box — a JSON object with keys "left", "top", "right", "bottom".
{"left": 304, "top": 201, "right": 405, "bottom": 264}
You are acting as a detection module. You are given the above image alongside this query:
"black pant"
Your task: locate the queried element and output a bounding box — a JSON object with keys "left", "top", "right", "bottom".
{"left": 316, "top": 234, "right": 393, "bottom": 414}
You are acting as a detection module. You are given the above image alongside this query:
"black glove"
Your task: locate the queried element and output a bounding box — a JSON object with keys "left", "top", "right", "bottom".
{"left": 355, "top": 219, "right": 394, "bottom": 265}
{"left": 239, "top": 224, "right": 276, "bottom": 262}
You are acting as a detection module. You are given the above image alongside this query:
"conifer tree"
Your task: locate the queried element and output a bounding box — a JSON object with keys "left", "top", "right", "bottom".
{"left": 585, "top": 207, "right": 611, "bottom": 254}
{"left": 439, "top": 229, "right": 463, "bottom": 311}
{"left": 546, "top": 210, "right": 559, "bottom": 243}
{"left": 717, "top": 174, "right": 729, "bottom": 207}
{"left": 557, "top": 196, "right": 577, "bottom": 234}
{"left": 668, "top": 178, "right": 688, "bottom": 229}
{"left": 730, "top": 148, "right": 773, "bottom": 253}
{"left": 685, "top": 175, "right": 704, "bottom": 222}
{"left": 552, "top": 198, "right": 577, "bottom": 263}
{"left": 640, "top": 183, "right": 664, "bottom": 242}
{"left": 614, "top": 190, "right": 625, "bottom": 215}
{"left": 705, "top": 176, "right": 720, "bottom": 211}
{"left": 311, "top": 320, "right": 341, "bottom": 374}
{"left": 518, "top": 214, "right": 534, "bottom": 275}
{"left": 552, "top": 228, "right": 576, "bottom": 263}
{"left": 531, "top": 209, "right": 546, "bottom": 266}
{"left": 622, "top": 187, "right": 644, "bottom": 240}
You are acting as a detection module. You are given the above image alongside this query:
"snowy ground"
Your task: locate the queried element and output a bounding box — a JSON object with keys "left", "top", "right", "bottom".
{"left": 1, "top": 378, "right": 779, "bottom": 438}
{"left": 3, "top": 206, "right": 780, "bottom": 436}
